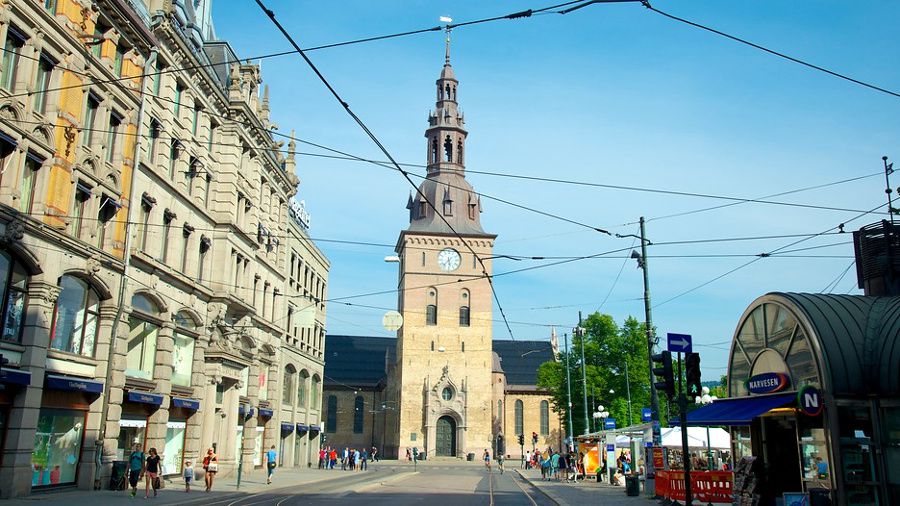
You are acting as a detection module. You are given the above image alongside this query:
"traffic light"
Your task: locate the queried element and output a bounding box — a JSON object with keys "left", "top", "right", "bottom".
{"left": 652, "top": 350, "right": 675, "bottom": 399}
{"left": 686, "top": 352, "right": 702, "bottom": 399}
{"left": 518, "top": 434, "right": 524, "bottom": 446}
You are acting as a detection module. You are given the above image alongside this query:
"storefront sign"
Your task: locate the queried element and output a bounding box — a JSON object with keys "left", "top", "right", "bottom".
{"left": 258, "top": 408, "right": 274, "bottom": 418}
{"left": 747, "top": 372, "right": 791, "bottom": 394}
{"left": 171, "top": 397, "right": 200, "bottom": 410}
{"left": 641, "top": 408, "right": 652, "bottom": 422}
{"left": 652, "top": 447, "right": 665, "bottom": 469}
{"left": 46, "top": 374, "right": 103, "bottom": 394}
{"left": 797, "top": 385, "right": 824, "bottom": 416}
{"left": 127, "top": 391, "right": 164, "bottom": 405}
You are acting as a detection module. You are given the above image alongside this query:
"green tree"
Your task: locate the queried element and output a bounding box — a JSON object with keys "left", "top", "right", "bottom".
{"left": 537, "top": 312, "right": 666, "bottom": 437}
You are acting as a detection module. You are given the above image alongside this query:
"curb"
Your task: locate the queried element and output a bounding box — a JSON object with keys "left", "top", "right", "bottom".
{"left": 353, "top": 471, "right": 418, "bottom": 493}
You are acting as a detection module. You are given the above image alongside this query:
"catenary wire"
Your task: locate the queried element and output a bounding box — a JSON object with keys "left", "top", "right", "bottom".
{"left": 822, "top": 260, "right": 855, "bottom": 293}
{"left": 639, "top": 1, "right": 900, "bottom": 100}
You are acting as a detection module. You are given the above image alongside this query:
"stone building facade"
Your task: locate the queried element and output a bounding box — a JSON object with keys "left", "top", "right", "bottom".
{"left": 322, "top": 43, "right": 560, "bottom": 460}
{"left": 0, "top": 0, "right": 326, "bottom": 497}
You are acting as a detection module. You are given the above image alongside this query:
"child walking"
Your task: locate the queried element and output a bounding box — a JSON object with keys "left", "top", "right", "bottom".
{"left": 183, "top": 461, "right": 194, "bottom": 492}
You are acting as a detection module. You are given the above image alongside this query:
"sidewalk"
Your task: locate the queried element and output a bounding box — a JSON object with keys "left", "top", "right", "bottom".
{"left": 5, "top": 464, "right": 405, "bottom": 506}
{"left": 516, "top": 467, "right": 658, "bottom": 506}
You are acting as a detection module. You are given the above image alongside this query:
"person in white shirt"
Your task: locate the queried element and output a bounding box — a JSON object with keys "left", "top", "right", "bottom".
{"left": 524, "top": 450, "right": 531, "bottom": 469}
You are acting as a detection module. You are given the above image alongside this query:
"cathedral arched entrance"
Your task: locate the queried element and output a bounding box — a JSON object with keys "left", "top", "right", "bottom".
{"left": 435, "top": 416, "right": 457, "bottom": 457}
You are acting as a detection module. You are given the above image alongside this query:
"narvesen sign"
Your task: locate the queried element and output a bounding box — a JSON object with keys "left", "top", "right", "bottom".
{"left": 747, "top": 372, "right": 791, "bottom": 395}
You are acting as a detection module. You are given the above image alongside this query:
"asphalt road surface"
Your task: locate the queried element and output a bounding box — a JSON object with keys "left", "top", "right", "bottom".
{"left": 194, "top": 463, "right": 545, "bottom": 505}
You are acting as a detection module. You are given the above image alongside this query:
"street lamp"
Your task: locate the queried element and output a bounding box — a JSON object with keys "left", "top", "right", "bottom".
{"left": 695, "top": 387, "right": 718, "bottom": 471}
{"left": 593, "top": 406, "right": 611, "bottom": 483}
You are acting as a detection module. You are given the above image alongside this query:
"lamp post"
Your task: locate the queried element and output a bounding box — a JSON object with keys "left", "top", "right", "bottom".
{"left": 695, "top": 387, "right": 718, "bottom": 471}
{"left": 563, "top": 333, "right": 575, "bottom": 451}
{"left": 575, "top": 315, "right": 589, "bottom": 435}
{"left": 593, "top": 406, "right": 610, "bottom": 482}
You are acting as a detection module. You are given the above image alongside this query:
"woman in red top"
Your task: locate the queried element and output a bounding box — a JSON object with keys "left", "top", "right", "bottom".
{"left": 202, "top": 448, "right": 218, "bottom": 492}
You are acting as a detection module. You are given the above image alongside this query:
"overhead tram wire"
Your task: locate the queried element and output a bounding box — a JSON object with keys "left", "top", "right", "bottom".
{"left": 8, "top": 0, "right": 586, "bottom": 103}
{"left": 254, "top": 0, "right": 523, "bottom": 340}
{"left": 635, "top": 1, "right": 900, "bottom": 100}
{"left": 822, "top": 260, "right": 856, "bottom": 293}
{"left": 653, "top": 202, "right": 888, "bottom": 309}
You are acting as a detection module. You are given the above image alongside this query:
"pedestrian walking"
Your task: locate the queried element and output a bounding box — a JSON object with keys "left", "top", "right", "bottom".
{"left": 183, "top": 461, "right": 194, "bottom": 492}
{"left": 202, "top": 448, "right": 218, "bottom": 492}
{"left": 524, "top": 450, "right": 531, "bottom": 469}
{"left": 361, "top": 448, "right": 369, "bottom": 470}
{"left": 266, "top": 445, "right": 277, "bottom": 484}
{"left": 371, "top": 446, "right": 378, "bottom": 462}
{"left": 483, "top": 449, "right": 491, "bottom": 470}
{"left": 144, "top": 447, "right": 162, "bottom": 498}
{"left": 126, "top": 443, "right": 145, "bottom": 498}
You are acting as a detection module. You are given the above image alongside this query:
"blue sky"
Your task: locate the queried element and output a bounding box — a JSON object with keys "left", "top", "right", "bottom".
{"left": 214, "top": 1, "right": 899, "bottom": 377}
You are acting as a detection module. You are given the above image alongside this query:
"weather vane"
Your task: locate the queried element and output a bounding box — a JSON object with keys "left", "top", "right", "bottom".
{"left": 440, "top": 16, "right": 453, "bottom": 64}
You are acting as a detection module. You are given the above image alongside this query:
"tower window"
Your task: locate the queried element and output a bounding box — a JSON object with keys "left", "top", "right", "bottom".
{"left": 426, "top": 305, "right": 437, "bottom": 326}
{"left": 418, "top": 201, "right": 426, "bottom": 218}
{"left": 457, "top": 140, "right": 463, "bottom": 164}
{"left": 445, "top": 83, "right": 450, "bottom": 100}
{"left": 431, "top": 137, "right": 438, "bottom": 163}
{"left": 459, "top": 306, "right": 470, "bottom": 327}
{"left": 443, "top": 199, "right": 452, "bottom": 216}
{"left": 444, "top": 136, "right": 452, "bottom": 162}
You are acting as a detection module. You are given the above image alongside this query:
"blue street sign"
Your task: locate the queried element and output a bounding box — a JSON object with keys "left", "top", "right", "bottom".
{"left": 641, "top": 408, "right": 652, "bottom": 423}
{"left": 606, "top": 444, "right": 615, "bottom": 452}
{"left": 604, "top": 418, "right": 616, "bottom": 430}
{"left": 667, "top": 333, "right": 693, "bottom": 353}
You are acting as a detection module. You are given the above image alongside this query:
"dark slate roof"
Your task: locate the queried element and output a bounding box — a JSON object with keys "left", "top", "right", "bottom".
{"left": 765, "top": 293, "right": 900, "bottom": 396}
{"left": 323, "top": 336, "right": 554, "bottom": 389}
{"left": 323, "top": 335, "right": 395, "bottom": 388}
{"left": 492, "top": 340, "right": 555, "bottom": 386}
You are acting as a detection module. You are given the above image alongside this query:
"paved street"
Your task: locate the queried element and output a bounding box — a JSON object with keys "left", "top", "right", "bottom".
{"left": 0, "top": 459, "right": 665, "bottom": 505}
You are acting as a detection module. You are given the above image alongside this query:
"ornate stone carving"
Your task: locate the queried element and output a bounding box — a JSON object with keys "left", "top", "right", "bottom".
{"left": 2, "top": 217, "right": 25, "bottom": 243}
{"left": 63, "top": 125, "right": 77, "bottom": 156}
{"left": 86, "top": 254, "right": 102, "bottom": 277}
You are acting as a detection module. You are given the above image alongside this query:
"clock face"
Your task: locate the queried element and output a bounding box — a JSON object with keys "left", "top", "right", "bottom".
{"left": 437, "top": 248, "right": 461, "bottom": 271}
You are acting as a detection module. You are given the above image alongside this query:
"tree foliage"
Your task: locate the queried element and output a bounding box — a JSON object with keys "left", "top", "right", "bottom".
{"left": 537, "top": 312, "right": 669, "bottom": 437}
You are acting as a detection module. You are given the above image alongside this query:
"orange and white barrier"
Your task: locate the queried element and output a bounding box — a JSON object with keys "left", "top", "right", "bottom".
{"left": 656, "top": 470, "right": 733, "bottom": 504}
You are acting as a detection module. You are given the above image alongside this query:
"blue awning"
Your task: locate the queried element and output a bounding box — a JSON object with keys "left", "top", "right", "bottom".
{"left": 296, "top": 424, "right": 309, "bottom": 433}
{"left": 127, "top": 391, "right": 164, "bottom": 406}
{"left": 0, "top": 131, "right": 17, "bottom": 147}
{"left": 46, "top": 374, "right": 103, "bottom": 394}
{"left": 0, "top": 368, "right": 31, "bottom": 386}
{"left": 171, "top": 397, "right": 200, "bottom": 410}
{"left": 686, "top": 393, "right": 795, "bottom": 426}
{"left": 280, "top": 422, "right": 294, "bottom": 434}
{"left": 258, "top": 408, "right": 274, "bottom": 418}
{"left": 309, "top": 425, "right": 321, "bottom": 433}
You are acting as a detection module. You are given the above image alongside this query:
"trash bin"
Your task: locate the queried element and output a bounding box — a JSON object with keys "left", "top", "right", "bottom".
{"left": 467, "top": 453, "right": 475, "bottom": 461}
{"left": 418, "top": 451, "right": 426, "bottom": 460}
{"left": 625, "top": 475, "right": 640, "bottom": 496}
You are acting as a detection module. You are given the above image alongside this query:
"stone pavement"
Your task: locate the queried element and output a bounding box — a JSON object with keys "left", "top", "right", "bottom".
{"left": 516, "top": 467, "right": 659, "bottom": 506}
{"left": 3, "top": 462, "right": 412, "bottom": 506}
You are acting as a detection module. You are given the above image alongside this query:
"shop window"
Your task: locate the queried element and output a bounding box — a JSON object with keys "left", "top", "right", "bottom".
{"left": 325, "top": 395, "right": 337, "bottom": 433}
{"left": 514, "top": 400, "right": 524, "bottom": 435}
{"left": 282, "top": 366, "right": 295, "bottom": 405}
{"left": 49, "top": 275, "right": 100, "bottom": 357}
{"left": 0, "top": 250, "right": 28, "bottom": 342}
{"left": 163, "top": 421, "right": 186, "bottom": 475}
{"left": 1, "top": 27, "right": 25, "bottom": 91}
{"left": 540, "top": 400, "right": 550, "bottom": 436}
{"left": 117, "top": 418, "right": 146, "bottom": 460}
{"left": 32, "top": 409, "right": 84, "bottom": 487}
{"left": 353, "top": 396, "right": 364, "bottom": 434}
{"left": 297, "top": 370, "right": 308, "bottom": 408}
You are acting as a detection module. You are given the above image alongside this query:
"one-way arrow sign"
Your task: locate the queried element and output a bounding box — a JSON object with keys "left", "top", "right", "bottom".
{"left": 667, "top": 333, "right": 693, "bottom": 353}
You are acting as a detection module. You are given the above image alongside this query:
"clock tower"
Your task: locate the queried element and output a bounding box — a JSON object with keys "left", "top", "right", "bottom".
{"left": 389, "top": 34, "right": 497, "bottom": 458}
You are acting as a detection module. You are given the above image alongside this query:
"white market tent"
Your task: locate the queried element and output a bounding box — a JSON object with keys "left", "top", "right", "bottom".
{"left": 660, "top": 427, "right": 730, "bottom": 449}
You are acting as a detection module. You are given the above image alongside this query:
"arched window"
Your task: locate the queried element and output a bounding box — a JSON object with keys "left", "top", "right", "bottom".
{"left": 311, "top": 375, "right": 321, "bottom": 408}
{"left": 297, "top": 369, "right": 309, "bottom": 408}
{"left": 457, "top": 139, "right": 463, "bottom": 164}
{"left": 445, "top": 83, "right": 450, "bottom": 100}
{"left": 540, "top": 400, "right": 550, "bottom": 436}
{"left": 126, "top": 294, "right": 160, "bottom": 380}
{"left": 325, "top": 395, "right": 337, "bottom": 432}
{"left": 282, "top": 365, "right": 295, "bottom": 405}
{"left": 514, "top": 399, "right": 524, "bottom": 435}
{"left": 430, "top": 138, "right": 438, "bottom": 164}
{"left": 353, "top": 396, "right": 364, "bottom": 434}
{"left": 50, "top": 275, "right": 99, "bottom": 356}
{"left": 172, "top": 311, "right": 197, "bottom": 387}
{"left": 0, "top": 251, "right": 28, "bottom": 342}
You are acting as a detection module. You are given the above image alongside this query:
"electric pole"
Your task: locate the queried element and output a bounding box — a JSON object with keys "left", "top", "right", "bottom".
{"left": 639, "top": 218, "right": 661, "bottom": 433}
{"left": 577, "top": 311, "right": 589, "bottom": 435}
{"left": 564, "top": 332, "right": 575, "bottom": 448}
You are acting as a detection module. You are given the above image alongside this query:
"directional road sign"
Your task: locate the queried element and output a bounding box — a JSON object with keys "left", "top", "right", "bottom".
{"left": 667, "top": 333, "right": 693, "bottom": 353}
